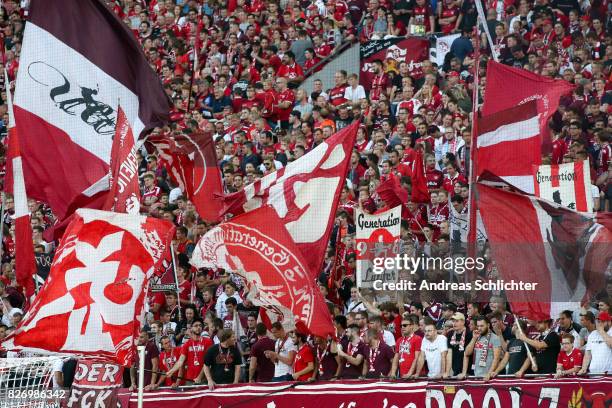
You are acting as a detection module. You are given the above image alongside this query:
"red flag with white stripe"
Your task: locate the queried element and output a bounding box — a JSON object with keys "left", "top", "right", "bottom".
{"left": 1, "top": 209, "right": 175, "bottom": 364}
{"left": 478, "top": 183, "right": 611, "bottom": 321}
{"left": 482, "top": 61, "right": 575, "bottom": 151}
{"left": 191, "top": 206, "right": 336, "bottom": 338}
{"left": 7, "top": 0, "right": 170, "bottom": 221}
{"left": 533, "top": 160, "right": 593, "bottom": 212}
{"left": 103, "top": 106, "right": 141, "bottom": 214}
{"left": 476, "top": 101, "right": 540, "bottom": 193}
{"left": 221, "top": 121, "right": 359, "bottom": 277}
{"left": 5, "top": 75, "right": 37, "bottom": 299}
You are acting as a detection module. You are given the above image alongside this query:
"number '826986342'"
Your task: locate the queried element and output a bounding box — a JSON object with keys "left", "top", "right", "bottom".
{"left": 6, "top": 389, "right": 67, "bottom": 401}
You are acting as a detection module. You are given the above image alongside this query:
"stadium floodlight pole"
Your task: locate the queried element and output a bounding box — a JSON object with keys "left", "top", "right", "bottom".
{"left": 137, "top": 345, "right": 146, "bottom": 408}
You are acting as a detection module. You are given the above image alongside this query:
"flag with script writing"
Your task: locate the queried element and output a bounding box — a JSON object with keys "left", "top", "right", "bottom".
{"left": 355, "top": 206, "right": 401, "bottom": 288}
{"left": 533, "top": 160, "right": 593, "bottom": 212}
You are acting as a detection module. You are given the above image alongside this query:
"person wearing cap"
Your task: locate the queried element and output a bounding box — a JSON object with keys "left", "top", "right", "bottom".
{"left": 444, "top": 312, "right": 473, "bottom": 378}
{"left": 578, "top": 311, "right": 612, "bottom": 374}
{"left": 515, "top": 318, "right": 560, "bottom": 374}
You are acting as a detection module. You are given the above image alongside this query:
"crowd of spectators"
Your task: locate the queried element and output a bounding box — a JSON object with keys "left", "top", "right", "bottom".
{"left": 0, "top": 0, "right": 610, "bottom": 391}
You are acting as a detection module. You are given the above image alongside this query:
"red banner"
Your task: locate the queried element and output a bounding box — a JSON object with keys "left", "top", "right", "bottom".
{"left": 67, "top": 360, "right": 124, "bottom": 408}
{"left": 117, "top": 377, "right": 611, "bottom": 408}
{"left": 360, "top": 37, "right": 430, "bottom": 88}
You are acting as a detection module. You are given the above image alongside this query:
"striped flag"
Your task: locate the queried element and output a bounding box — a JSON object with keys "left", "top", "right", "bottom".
{"left": 7, "top": 0, "right": 170, "bottom": 221}
{"left": 533, "top": 161, "right": 593, "bottom": 212}
{"left": 476, "top": 101, "right": 540, "bottom": 193}
{"left": 5, "top": 72, "right": 37, "bottom": 299}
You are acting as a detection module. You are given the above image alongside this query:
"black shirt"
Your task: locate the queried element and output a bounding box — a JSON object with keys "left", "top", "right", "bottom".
{"left": 204, "top": 344, "right": 242, "bottom": 384}
{"left": 506, "top": 338, "right": 528, "bottom": 374}
{"left": 534, "top": 331, "right": 560, "bottom": 374}
{"left": 447, "top": 329, "right": 473, "bottom": 375}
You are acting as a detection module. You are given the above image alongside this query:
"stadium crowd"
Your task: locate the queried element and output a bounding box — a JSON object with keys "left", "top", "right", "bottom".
{"left": 0, "top": 0, "right": 611, "bottom": 391}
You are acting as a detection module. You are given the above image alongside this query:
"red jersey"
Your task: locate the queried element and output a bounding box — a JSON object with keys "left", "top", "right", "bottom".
{"left": 412, "top": 6, "right": 433, "bottom": 32}
{"left": 181, "top": 337, "right": 214, "bottom": 380}
{"left": 396, "top": 334, "right": 422, "bottom": 376}
{"left": 159, "top": 348, "right": 182, "bottom": 386}
{"left": 276, "top": 88, "right": 295, "bottom": 121}
{"left": 277, "top": 63, "right": 304, "bottom": 81}
{"left": 392, "top": 163, "right": 412, "bottom": 179}
{"left": 426, "top": 168, "right": 444, "bottom": 189}
{"left": 294, "top": 344, "right": 315, "bottom": 381}
{"left": 429, "top": 203, "right": 449, "bottom": 227}
{"left": 370, "top": 73, "right": 389, "bottom": 101}
{"left": 556, "top": 348, "right": 583, "bottom": 371}
{"left": 440, "top": 6, "right": 459, "bottom": 34}
{"left": 442, "top": 173, "right": 467, "bottom": 194}
{"left": 552, "top": 138, "right": 568, "bottom": 164}
{"left": 598, "top": 144, "right": 610, "bottom": 173}
{"left": 328, "top": 85, "right": 348, "bottom": 106}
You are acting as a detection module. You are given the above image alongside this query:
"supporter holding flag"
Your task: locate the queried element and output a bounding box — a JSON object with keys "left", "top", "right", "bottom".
{"left": 490, "top": 321, "right": 532, "bottom": 378}
{"left": 515, "top": 318, "right": 561, "bottom": 375}
{"left": 555, "top": 334, "right": 583, "bottom": 378}
{"left": 129, "top": 331, "right": 159, "bottom": 392}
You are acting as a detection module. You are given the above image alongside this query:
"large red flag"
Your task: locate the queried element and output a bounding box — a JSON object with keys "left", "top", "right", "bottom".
{"left": 5, "top": 75, "right": 36, "bottom": 299}
{"left": 191, "top": 206, "right": 335, "bottom": 338}
{"left": 482, "top": 61, "right": 575, "bottom": 151}
{"left": 222, "top": 121, "right": 359, "bottom": 277}
{"left": 7, "top": 0, "right": 170, "bottom": 221}
{"left": 375, "top": 173, "right": 408, "bottom": 208}
{"left": 1, "top": 209, "right": 175, "bottom": 365}
{"left": 476, "top": 101, "right": 541, "bottom": 193}
{"left": 148, "top": 131, "right": 223, "bottom": 224}
{"left": 478, "top": 184, "right": 611, "bottom": 321}
{"left": 411, "top": 149, "right": 430, "bottom": 203}
{"left": 103, "top": 106, "right": 141, "bottom": 214}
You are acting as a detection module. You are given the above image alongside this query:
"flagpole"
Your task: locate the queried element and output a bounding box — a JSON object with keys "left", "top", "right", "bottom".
{"left": 170, "top": 244, "right": 182, "bottom": 321}
{"left": 466, "top": 25, "right": 482, "bottom": 265}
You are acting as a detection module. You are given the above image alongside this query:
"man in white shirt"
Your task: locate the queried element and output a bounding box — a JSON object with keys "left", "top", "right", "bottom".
{"left": 578, "top": 311, "right": 612, "bottom": 374}
{"left": 215, "top": 282, "right": 243, "bottom": 319}
{"left": 344, "top": 74, "right": 366, "bottom": 103}
{"left": 265, "top": 322, "right": 297, "bottom": 381}
{"left": 414, "top": 321, "right": 448, "bottom": 378}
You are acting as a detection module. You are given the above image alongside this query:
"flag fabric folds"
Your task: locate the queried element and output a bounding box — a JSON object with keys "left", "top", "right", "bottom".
{"left": 476, "top": 101, "right": 541, "bottom": 193}
{"left": 148, "top": 131, "right": 223, "bottom": 224}
{"left": 477, "top": 184, "right": 611, "bottom": 321}
{"left": 191, "top": 206, "right": 336, "bottom": 338}
{"left": 103, "top": 106, "right": 141, "bottom": 214}
{"left": 222, "top": 120, "right": 359, "bottom": 277}
{"left": 5, "top": 74, "right": 37, "bottom": 299}
{"left": 2, "top": 209, "right": 175, "bottom": 365}
{"left": 7, "top": 0, "right": 170, "bottom": 221}
{"left": 482, "top": 61, "right": 575, "bottom": 146}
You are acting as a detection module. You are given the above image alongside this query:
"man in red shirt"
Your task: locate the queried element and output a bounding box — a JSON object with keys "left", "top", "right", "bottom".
{"left": 276, "top": 51, "right": 304, "bottom": 84}
{"left": 166, "top": 318, "right": 213, "bottom": 384}
{"left": 292, "top": 332, "right": 315, "bottom": 381}
{"left": 249, "top": 323, "right": 276, "bottom": 382}
{"left": 391, "top": 315, "right": 422, "bottom": 378}
{"left": 328, "top": 70, "right": 349, "bottom": 108}
{"left": 150, "top": 336, "right": 182, "bottom": 389}
{"left": 274, "top": 77, "right": 295, "bottom": 129}
{"left": 555, "top": 333, "right": 583, "bottom": 377}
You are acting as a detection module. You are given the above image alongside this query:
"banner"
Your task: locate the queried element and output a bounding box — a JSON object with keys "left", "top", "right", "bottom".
{"left": 427, "top": 376, "right": 611, "bottom": 408}
{"left": 34, "top": 252, "right": 53, "bottom": 281}
{"left": 360, "top": 37, "right": 430, "bottom": 88}
{"left": 430, "top": 33, "right": 460, "bottom": 66}
{"left": 449, "top": 206, "right": 487, "bottom": 245}
{"left": 533, "top": 160, "right": 593, "bottom": 212}
{"left": 355, "top": 206, "right": 401, "bottom": 288}
{"left": 66, "top": 360, "right": 124, "bottom": 408}
{"left": 117, "top": 377, "right": 611, "bottom": 408}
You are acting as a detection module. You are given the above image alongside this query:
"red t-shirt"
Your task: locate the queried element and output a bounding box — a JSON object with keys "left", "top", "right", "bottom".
{"left": 277, "top": 63, "right": 304, "bottom": 81}
{"left": 181, "top": 337, "right": 214, "bottom": 380}
{"left": 277, "top": 88, "right": 295, "bottom": 121}
{"left": 159, "top": 348, "right": 182, "bottom": 386}
{"left": 557, "top": 348, "right": 583, "bottom": 371}
{"left": 294, "top": 344, "right": 315, "bottom": 381}
{"left": 396, "top": 334, "right": 423, "bottom": 377}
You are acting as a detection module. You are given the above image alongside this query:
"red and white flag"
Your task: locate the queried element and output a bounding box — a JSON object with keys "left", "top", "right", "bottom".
{"left": 5, "top": 73, "right": 36, "bottom": 299}
{"left": 533, "top": 160, "right": 593, "bottom": 212}
{"left": 482, "top": 61, "right": 575, "bottom": 150}
{"left": 191, "top": 206, "right": 335, "bottom": 338}
{"left": 148, "top": 131, "right": 223, "bottom": 223}
{"left": 7, "top": 0, "right": 170, "bottom": 221}
{"left": 478, "top": 184, "right": 611, "bottom": 321}
{"left": 103, "top": 106, "right": 141, "bottom": 214}
{"left": 1, "top": 209, "right": 175, "bottom": 365}
{"left": 222, "top": 121, "right": 359, "bottom": 277}
{"left": 476, "top": 101, "right": 540, "bottom": 193}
